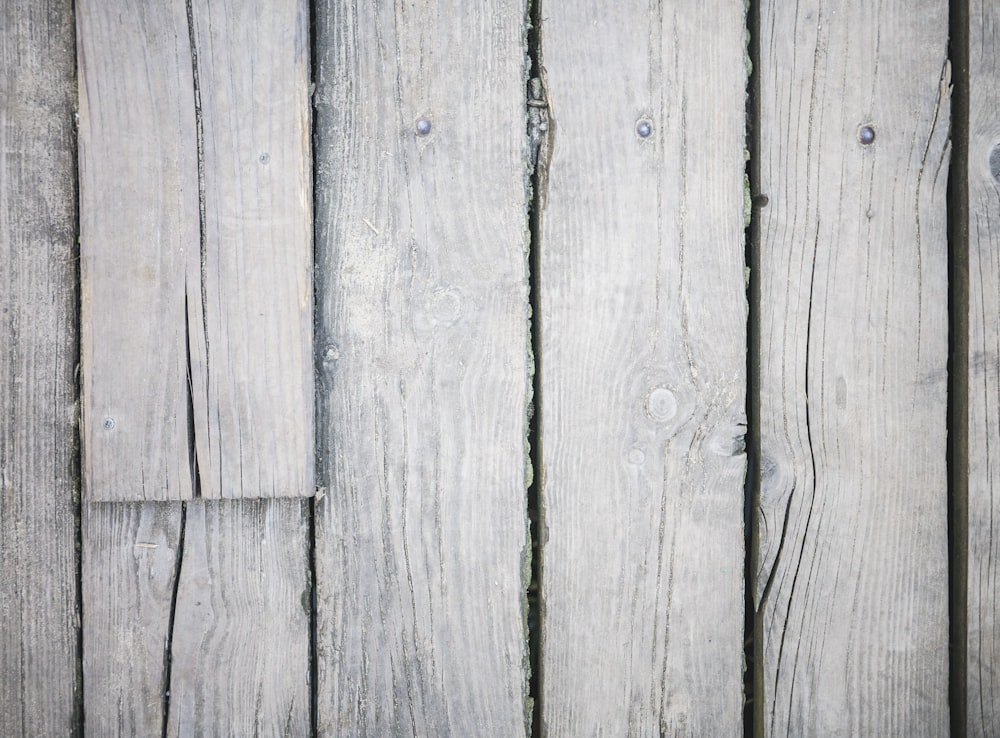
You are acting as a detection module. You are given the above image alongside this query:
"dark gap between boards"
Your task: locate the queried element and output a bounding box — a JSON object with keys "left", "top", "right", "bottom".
{"left": 946, "top": 0, "right": 970, "bottom": 734}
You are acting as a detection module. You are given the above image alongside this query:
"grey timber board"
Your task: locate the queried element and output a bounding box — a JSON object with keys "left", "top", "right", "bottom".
{"left": 83, "top": 501, "right": 310, "bottom": 736}
{"left": 968, "top": 3, "right": 1000, "bottom": 734}
{"left": 0, "top": 1, "right": 81, "bottom": 733}
{"left": 538, "top": 2, "right": 749, "bottom": 734}
{"left": 77, "top": 0, "right": 198, "bottom": 501}
{"left": 164, "top": 500, "right": 310, "bottom": 735}
{"left": 77, "top": 0, "right": 313, "bottom": 500}
{"left": 186, "top": 0, "right": 313, "bottom": 500}
{"left": 754, "top": 2, "right": 951, "bottom": 734}
{"left": 312, "top": 1, "right": 532, "bottom": 734}
{"left": 82, "top": 504, "right": 182, "bottom": 736}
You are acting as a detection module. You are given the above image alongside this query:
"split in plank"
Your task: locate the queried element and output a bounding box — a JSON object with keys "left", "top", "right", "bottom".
{"left": 83, "top": 500, "right": 310, "bottom": 735}
{"left": 754, "top": 1, "right": 951, "bottom": 733}
{"left": 77, "top": 0, "right": 313, "bottom": 501}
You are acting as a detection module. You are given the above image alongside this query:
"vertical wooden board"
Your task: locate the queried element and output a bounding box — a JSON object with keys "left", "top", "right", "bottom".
{"left": 77, "top": 0, "right": 197, "bottom": 500}
{"left": 755, "top": 2, "right": 950, "bottom": 734}
{"left": 166, "top": 500, "right": 310, "bottom": 735}
{"left": 83, "top": 504, "right": 182, "bottom": 736}
{"left": 968, "top": 5, "right": 1000, "bottom": 734}
{"left": 0, "top": 1, "right": 80, "bottom": 733}
{"left": 539, "top": 2, "right": 748, "bottom": 734}
{"left": 187, "top": 0, "right": 313, "bottom": 499}
{"left": 78, "top": 0, "right": 313, "bottom": 500}
{"left": 83, "top": 501, "right": 309, "bottom": 735}
{"left": 313, "top": 1, "right": 531, "bottom": 734}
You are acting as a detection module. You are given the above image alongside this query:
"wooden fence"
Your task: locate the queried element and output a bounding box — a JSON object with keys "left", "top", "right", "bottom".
{"left": 1, "top": 0, "right": 997, "bottom": 735}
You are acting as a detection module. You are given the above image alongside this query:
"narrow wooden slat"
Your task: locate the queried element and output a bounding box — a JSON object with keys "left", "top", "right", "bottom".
{"left": 755, "top": 2, "right": 951, "bottom": 733}
{"left": 165, "top": 501, "right": 310, "bottom": 735}
{"left": 0, "top": 1, "right": 81, "bottom": 732}
{"left": 968, "top": 4, "right": 1000, "bottom": 734}
{"left": 83, "top": 504, "right": 182, "bottom": 735}
{"left": 186, "top": 0, "right": 313, "bottom": 499}
{"left": 539, "top": 2, "right": 748, "bottom": 733}
{"left": 77, "top": 0, "right": 197, "bottom": 501}
{"left": 313, "top": 1, "right": 531, "bottom": 734}
{"left": 78, "top": 0, "right": 312, "bottom": 500}
{"left": 83, "top": 501, "right": 309, "bottom": 735}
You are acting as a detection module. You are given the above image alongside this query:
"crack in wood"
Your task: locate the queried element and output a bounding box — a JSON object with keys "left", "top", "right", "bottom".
{"left": 184, "top": 0, "right": 210, "bottom": 499}
{"left": 160, "top": 502, "right": 186, "bottom": 738}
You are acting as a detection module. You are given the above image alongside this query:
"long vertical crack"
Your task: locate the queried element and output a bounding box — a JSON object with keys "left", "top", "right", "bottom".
{"left": 185, "top": 0, "right": 209, "bottom": 500}
{"left": 946, "top": 0, "right": 970, "bottom": 733}
{"left": 525, "top": 0, "right": 548, "bottom": 734}
{"left": 161, "top": 502, "right": 187, "bottom": 738}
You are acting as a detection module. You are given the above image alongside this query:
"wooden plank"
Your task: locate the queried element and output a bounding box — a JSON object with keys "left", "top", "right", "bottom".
{"left": 312, "top": 1, "right": 531, "bottom": 734}
{"left": 0, "top": 1, "right": 81, "bottom": 733}
{"left": 165, "top": 500, "right": 310, "bottom": 735}
{"left": 83, "top": 504, "right": 182, "bottom": 736}
{"left": 538, "top": 2, "right": 748, "bottom": 734}
{"left": 83, "top": 500, "right": 310, "bottom": 735}
{"left": 186, "top": 0, "right": 313, "bottom": 499}
{"left": 754, "top": 2, "right": 951, "bottom": 734}
{"left": 77, "top": 0, "right": 198, "bottom": 501}
{"left": 968, "top": 5, "right": 1000, "bottom": 734}
{"left": 77, "top": 0, "right": 313, "bottom": 500}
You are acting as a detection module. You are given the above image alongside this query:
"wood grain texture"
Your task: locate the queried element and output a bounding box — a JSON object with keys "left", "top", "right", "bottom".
{"left": 83, "top": 504, "right": 182, "bottom": 736}
{"left": 968, "top": 3, "right": 1000, "bottom": 733}
{"left": 313, "top": 1, "right": 532, "bottom": 734}
{"left": 0, "top": 1, "right": 81, "bottom": 733}
{"left": 165, "top": 500, "right": 310, "bottom": 736}
{"left": 538, "top": 3, "right": 748, "bottom": 734}
{"left": 78, "top": 0, "right": 313, "bottom": 500}
{"left": 754, "top": 2, "right": 951, "bottom": 734}
{"left": 83, "top": 501, "right": 310, "bottom": 736}
{"left": 186, "top": 0, "right": 313, "bottom": 499}
{"left": 77, "top": 0, "right": 198, "bottom": 501}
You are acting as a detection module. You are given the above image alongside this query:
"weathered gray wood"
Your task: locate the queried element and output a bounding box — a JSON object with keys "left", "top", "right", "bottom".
{"left": 754, "top": 2, "right": 951, "bottom": 734}
{"left": 186, "top": 0, "right": 313, "bottom": 500}
{"left": 0, "top": 1, "right": 81, "bottom": 733}
{"left": 538, "top": 2, "right": 748, "bottom": 734}
{"left": 968, "top": 5, "right": 1000, "bottom": 734}
{"left": 165, "top": 500, "right": 310, "bottom": 735}
{"left": 83, "top": 504, "right": 182, "bottom": 736}
{"left": 313, "top": 1, "right": 531, "bottom": 734}
{"left": 78, "top": 0, "right": 313, "bottom": 500}
{"left": 83, "top": 501, "right": 310, "bottom": 736}
{"left": 77, "top": 0, "right": 198, "bottom": 501}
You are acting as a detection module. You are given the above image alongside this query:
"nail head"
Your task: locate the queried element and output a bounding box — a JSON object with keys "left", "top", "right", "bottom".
{"left": 858, "top": 125, "right": 876, "bottom": 145}
{"left": 636, "top": 119, "right": 653, "bottom": 138}
{"left": 415, "top": 118, "right": 432, "bottom": 136}
{"left": 103, "top": 417, "right": 116, "bottom": 430}
{"left": 259, "top": 152, "right": 270, "bottom": 164}
{"left": 989, "top": 144, "right": 1000, "bottom": 182}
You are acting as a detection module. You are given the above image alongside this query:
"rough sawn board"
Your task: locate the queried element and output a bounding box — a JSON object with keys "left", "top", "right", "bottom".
{"left": 538, "top": 1, "right": 749, "bottom": 734}
{"left": 313, "top": 0, "right": 533, "bottom": 734}
{"left": 77, "top": 0, "right": 312, "bottom": 500}
{"left": 83, "top": 500, "right": 310, "bottom": 735}
{"left": 754, "top": 1, "right": 951, "bottom": 734}
{"left": 0, "top": 0, "right": 81, "bottom": 732}
{"left": 967, "top": 2, "right": 1000, "bottom": 733}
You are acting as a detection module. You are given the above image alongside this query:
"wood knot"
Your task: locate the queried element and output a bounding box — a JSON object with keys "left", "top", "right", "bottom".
{"left": 645, "top": 387, "right": 677, "bottom": 423}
